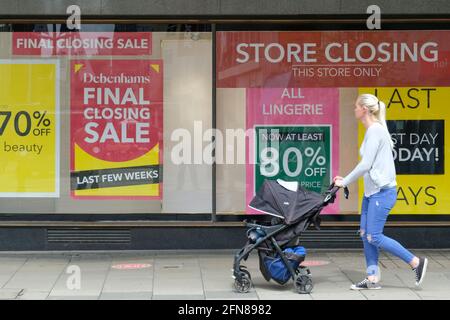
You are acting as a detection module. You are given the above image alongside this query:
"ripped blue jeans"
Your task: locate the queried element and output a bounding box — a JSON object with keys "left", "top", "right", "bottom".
{"left": 360, "top": 187, "right": 415, "bottom": 276}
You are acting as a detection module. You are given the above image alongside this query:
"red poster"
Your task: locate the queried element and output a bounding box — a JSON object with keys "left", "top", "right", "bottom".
{"left": 13, "top": 32, "right": 152, "bottom": 56}
{"left": 217, "top": 31, "right": 450, "bottom": 87}
{"left": 70, "top": 60, "right": 163, "bottom": 199}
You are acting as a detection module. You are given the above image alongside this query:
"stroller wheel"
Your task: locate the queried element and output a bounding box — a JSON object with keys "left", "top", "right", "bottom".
{"left": 239, "top": 266, "right": 251, "bottom": 279}
{"left": 294, "top": 275, "right": 313, "bottom": 294}
{"left": 296, "top": 266, "right": 311, "bottom": 276}
{"left": 234, "top": 274, "right": 252, "bottom": 293}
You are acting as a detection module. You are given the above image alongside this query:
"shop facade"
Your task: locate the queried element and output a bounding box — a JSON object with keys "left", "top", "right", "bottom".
{"left": 0, "top": 0, "right": 450, "bottom": 250}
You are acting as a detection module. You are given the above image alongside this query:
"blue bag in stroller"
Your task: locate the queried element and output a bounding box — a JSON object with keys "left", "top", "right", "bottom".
{"left": 264, "top": 246, "right": 307, "bottom": 284}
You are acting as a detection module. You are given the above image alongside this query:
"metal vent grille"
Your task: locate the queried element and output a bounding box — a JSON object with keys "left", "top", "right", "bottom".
{"left": 300, "top": 229, "right": 360, "bottom": 243}
{"left": 47, "top": 229, "right": 131, "bottom": 244}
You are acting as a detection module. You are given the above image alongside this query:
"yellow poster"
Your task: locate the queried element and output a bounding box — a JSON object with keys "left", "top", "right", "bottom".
{"left": 0, "top": 60, "right": 59, "bottom": 197}
{"left": 359, "top": 87, "right": 450, "bottom": 214}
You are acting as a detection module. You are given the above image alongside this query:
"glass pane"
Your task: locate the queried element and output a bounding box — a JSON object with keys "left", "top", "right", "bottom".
{"left": 0, "top": 24, "right": 212, "bottom": 214}
{"left": 216, "top": 30, "right": 450, "bottom": 215}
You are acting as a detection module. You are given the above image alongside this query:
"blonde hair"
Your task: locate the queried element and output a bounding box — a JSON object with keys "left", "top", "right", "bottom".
{"left": 357, "top": 94, "right": 394, "bottom": 149}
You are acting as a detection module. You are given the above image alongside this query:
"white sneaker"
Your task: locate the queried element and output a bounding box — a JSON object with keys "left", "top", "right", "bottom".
{"left": 350, "top": 278, "right": 382, "bottom": 290}
{"left": 413, "top": 257, "right": 428, "bottom": 286}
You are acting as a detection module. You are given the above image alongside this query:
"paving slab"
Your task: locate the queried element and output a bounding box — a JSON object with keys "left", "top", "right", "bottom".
{"left": 0, "top": 288, "right": 22, "bottom": 300}
{"left": 206, "top": 291, "right": 259, "bottom": 300}
{"left": 16, "top": 290, "right": 49, "bottom": 300}
{"left": 100, "top": 292, "right": 152, "bottom": 300}
{"left": 0, "top": 258, "right": 27, "bottom": 288}
{"left": 310, "top": 291, "right": 367, "bottom": 300}
{"left": 256, "top": 292, "right": 312, "bottom": 300}
{"left": 48, "top": 259, "right": 111, "bottom": 298}
{"left": 47, "top": 295, "right": 99, "bottom": 300}
{"left": 437, "top": 251, "right": 450, "bottom": 259}
{"left": 102, "top": 273, "right": 153, "bottom": 293}
{"left": 153, "top": 276, "right": 204, "bottom": 296}
{"left": 103, "top": 260, "right": 153, "bottom": 293}
{"left": 415, "top": 292, "right": 450, "bottom": 300}
{"left": 360, "top": 288, "right": 421, "bottom": 300}
{"left": 3, "top": 258, "right": 69, "bottom": 292}
{"left": 0, "top": 250, "right": 449, "bottom": 300}
{"left": 252, "top": 281, "right": 313, "bottom": 300}
{"left": 202, "top": 277, "right": 236, "bottom": 292}
{"left": 152, "top": 294, "right": 205, "bottom": 300}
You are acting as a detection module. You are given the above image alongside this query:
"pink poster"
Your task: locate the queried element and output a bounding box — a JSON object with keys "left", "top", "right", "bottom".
{"left": 246, "top": 88, "right": 340, "bottom": 214}
{"left": 70, "top": 59, "right": 163, "bottom": 199}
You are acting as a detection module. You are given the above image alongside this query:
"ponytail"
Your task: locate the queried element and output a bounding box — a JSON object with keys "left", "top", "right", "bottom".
{"left": 357, "top": 94, "right": 394, "bottom": 150}
{"left": 376, "top": 100, "right": 394, "bottom": 149}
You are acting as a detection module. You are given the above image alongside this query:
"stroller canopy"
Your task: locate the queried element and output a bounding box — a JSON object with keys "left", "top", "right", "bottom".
{"left": 249, "top": 179, "right": 325, "bottom": 225}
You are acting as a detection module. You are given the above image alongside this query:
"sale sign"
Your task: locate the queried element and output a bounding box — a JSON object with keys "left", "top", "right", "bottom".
{"left": 217, "top": 31, "right": 450, "bottom": 88}
{"left": 70, "top": 60, "right": 163, "bottom": 199}
{"left": 0, "top": 60, "right": 60, "bottom": 197}
{"left": 247, "top": 88, "right": 340, "bottom": 214}
{"left": 12, "top": 32, "right": 152, "bottom": 56}
{"left": 388, "top": 120, "right": 444, "bottom": 175}
{"left": 359, "top": 87, "right": 450, "bottom": 214}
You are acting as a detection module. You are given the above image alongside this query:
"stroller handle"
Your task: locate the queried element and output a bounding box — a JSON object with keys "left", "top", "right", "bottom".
{"left": 324, "top": 183, "right": 349, "bottom": 203}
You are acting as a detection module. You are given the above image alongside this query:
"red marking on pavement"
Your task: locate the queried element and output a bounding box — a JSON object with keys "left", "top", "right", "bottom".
{"left": 301, "top": 260, "right": 330, "bottom": 267}
{"left": 112, "top": 263, "right": 152, "bottom": 270}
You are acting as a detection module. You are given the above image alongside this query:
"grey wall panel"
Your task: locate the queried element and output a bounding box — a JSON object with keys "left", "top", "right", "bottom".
{"left": 1, "top": 0, "right": 449, "bottom": 16}
{"left": 338, "top": 0, "right": 450, "bottom": 15}
{"left": 0, "top": 228, "right": 46, "bottom": 250}
{"left": 219, "top": 0, "right": 341, "bottom": 15}
{"left": 0, "top": 0, "right": 19, "bottom": 15}
{"left": 16, "top": 0, "right": 101, "bottom": 15}
{"left": 101, "top": 0, "right": 220, "bottom": 16}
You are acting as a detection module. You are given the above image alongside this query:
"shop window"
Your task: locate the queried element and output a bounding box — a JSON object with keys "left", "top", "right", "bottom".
{"left": 0, "top": 24, "right": 212, "bottom": 214}
{"left": 215, "top": 30, "right": 450, "bottom": 215}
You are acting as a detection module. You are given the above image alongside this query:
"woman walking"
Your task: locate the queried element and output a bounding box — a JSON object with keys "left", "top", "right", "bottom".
{"left": 334, "top": 94, "right": 428, "bottom": 290}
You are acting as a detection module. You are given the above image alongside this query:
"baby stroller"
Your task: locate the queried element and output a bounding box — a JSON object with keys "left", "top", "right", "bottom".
{"left": 232, "top": 179, "right": 349, "bottom": 294}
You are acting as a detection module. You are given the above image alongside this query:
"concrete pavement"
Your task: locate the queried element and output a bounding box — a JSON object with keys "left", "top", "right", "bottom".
{"left": 0, "top": 249, "right": 449, "bottom": 300}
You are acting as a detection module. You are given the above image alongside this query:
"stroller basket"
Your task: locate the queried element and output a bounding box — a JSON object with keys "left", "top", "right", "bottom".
{"left": 262, "top": 246, "right": 306, "bottom": 285}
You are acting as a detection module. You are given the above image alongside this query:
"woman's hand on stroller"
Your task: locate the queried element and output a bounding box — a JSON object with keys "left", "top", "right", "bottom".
{"left": 330, "top": 176, "right": 350, "bottom": 199}
{"left": 333, "top": 176, "right": 344, "bottom": 187}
